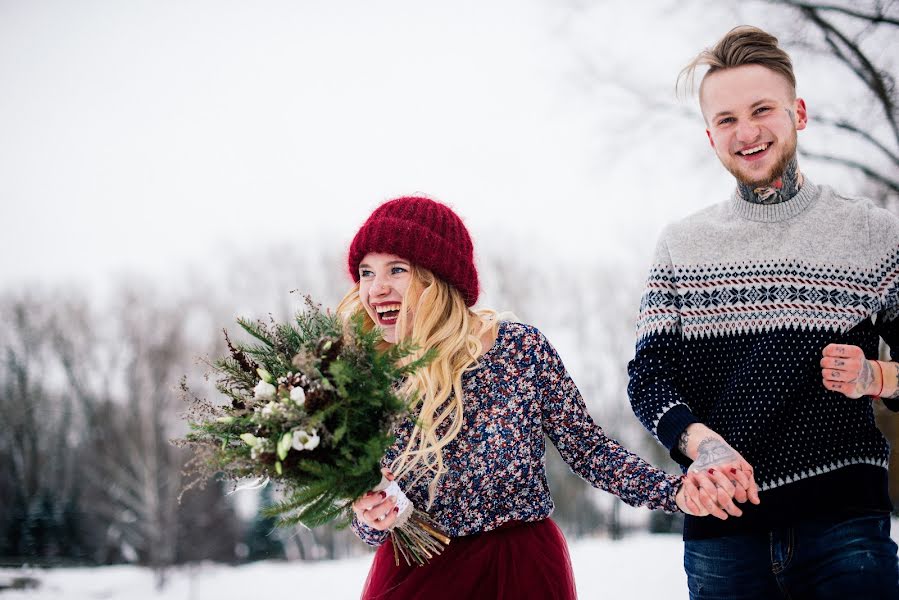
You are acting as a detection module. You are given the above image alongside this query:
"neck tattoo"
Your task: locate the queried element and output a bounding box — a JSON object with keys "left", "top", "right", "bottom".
{"left": 738, "top": 156, "right": 803, "bottom": 205}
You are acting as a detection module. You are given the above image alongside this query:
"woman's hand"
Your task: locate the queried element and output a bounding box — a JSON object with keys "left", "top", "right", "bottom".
{"left": 676, "top": 476, "right": 711, "bottom": 517}
{"left": 676, "top": 470, "right": 749, "bottom": 520}
{"left": 352, "top": 468, "right": 399, "bottom": 531}
{"left": 352, "top": 490, "right": 399, "bottom": 531}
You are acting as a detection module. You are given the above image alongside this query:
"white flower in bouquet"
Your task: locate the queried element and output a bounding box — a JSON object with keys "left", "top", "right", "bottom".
{"left": 289, "top": 386, "right": 306, "bottom": 406}
{"left": 260, "top": 401, "right": 281, "bottom": 417}
{"left": 240, "top": 433, "right": 272, "bottom": 459}
{"left": 254, "top": 380, "right": 277, "bottom": 401}
{"left": 291, "top": 429, "right": 320, "bottom": 451}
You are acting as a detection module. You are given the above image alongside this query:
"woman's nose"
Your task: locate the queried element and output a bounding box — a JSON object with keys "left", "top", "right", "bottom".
{"left": 370, "top": 277, "right": 391, "bottom": 296}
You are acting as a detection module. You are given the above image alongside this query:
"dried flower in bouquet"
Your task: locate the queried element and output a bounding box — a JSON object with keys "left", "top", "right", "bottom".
{"left": 175, "top": 297, "right": 448, "bottom": 565}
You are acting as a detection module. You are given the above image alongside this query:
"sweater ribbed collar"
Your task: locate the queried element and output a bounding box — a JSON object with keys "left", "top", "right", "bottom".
{"left": 729, "top": 180, "right": 819, "bottom": 222}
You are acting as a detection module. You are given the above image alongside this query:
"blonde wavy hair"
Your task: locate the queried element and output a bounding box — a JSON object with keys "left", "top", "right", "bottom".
{"left": 336, "top": 265, "right": 499, "bottom": 506}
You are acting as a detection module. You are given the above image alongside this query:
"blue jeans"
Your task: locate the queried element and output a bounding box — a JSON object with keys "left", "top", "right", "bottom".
{"left": 684, "top": 512, "right": 899, "bottom": 599}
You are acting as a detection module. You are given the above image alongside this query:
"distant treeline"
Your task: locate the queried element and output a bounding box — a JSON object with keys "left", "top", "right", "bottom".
{"left": 2, "top": 243, "right": 895, "bottom": 583}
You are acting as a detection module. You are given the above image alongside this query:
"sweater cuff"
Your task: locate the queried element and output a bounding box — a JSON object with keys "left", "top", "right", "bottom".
{"left": 881, "top": 396, "right": 899, "bottom": 412}
{"left": 656, "top": 404, "right": 700, "bottom": 466}
{"left": 351, "top": 516, "right": 390, "bottom": 547}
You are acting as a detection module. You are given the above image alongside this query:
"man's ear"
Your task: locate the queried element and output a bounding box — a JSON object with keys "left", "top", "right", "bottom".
{"left": 794, "top": 97, "right": 808, "bottom": 131}
{"left": 706, "top": 129, "right": 715, "bottom": 148}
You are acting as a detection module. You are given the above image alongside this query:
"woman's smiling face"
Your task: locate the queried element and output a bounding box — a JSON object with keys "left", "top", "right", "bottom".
{"left": 358, "top": 252, "right": 413, "bottom": 344}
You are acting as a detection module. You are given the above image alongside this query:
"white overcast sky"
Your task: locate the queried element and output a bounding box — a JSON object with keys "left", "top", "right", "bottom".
{"left": 0, "top": 0, "right": 885, "bottom": 293}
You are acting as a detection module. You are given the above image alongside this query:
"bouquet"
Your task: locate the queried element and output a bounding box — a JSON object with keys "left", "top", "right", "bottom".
{"left": 176, "top": 298, "right": 449, "bottom": 566}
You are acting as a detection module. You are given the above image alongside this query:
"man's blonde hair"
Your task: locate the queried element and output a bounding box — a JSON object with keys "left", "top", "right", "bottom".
{"left": 679, "top": 25, "right": 796, "bottom": 99}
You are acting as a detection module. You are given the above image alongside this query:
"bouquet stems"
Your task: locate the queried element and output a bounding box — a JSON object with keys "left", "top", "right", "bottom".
{"left": 391, "top": 508, "right": 451, "bottom": 566}
{"left": 374, "top": 476, "right": 450, "bottom": 566}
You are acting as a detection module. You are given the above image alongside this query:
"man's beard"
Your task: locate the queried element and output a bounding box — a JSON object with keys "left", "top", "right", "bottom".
{"left": 726, "top": 134, "right": 797, "bottom": 189}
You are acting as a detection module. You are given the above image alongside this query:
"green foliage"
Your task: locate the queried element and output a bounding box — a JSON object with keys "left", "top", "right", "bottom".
{"left": 178, "top": 299, "right": 431, "bottom": 532}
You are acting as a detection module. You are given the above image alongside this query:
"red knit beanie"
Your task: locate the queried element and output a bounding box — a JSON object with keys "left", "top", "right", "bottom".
{"left": 348, "top": 196, "right": 479, "bottom": 306}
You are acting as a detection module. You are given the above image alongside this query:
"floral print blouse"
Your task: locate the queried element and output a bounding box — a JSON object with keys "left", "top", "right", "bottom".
{"left": 352, "top": 321, "right": 681, "bottom": 545}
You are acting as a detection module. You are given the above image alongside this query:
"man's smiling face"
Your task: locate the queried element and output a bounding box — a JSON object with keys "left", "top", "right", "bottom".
{"left": 700, "top": 64, "right": 807, "bottom": 188}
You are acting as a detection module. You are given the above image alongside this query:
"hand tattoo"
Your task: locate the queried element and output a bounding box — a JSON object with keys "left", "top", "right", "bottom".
{"left": 738, "top": 155, "right": 803, "bottom": 205}
{"left": 885, "top": 363, "right": 899, "bottom": 400}
{"left": 857, "top": 359, "right": 874, "bottom": 396}
{"left": 678, "top": 428, "right": 690, "bottom": 456}
{"left": 688, "top": 438, "right": 738, "bottom": 471}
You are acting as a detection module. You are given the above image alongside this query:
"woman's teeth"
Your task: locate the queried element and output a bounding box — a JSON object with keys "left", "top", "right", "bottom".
{"left": 375, "top": 304, "right": 401, "bottom": 323}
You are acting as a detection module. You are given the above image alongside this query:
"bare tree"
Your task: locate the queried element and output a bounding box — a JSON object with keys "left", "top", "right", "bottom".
{"left": 764, "top": 0, "right": 898, "bottom": 203}
{"left": 558, "top": 0, "right": 898, "bottom": 209}
{"left": 42, "top": 287, "right": 194, "bottom": 585}
{"left": 0, "top": 293, "right": 85, "bottom": 561}
{"left": 0, "top": 283, "right": 245, "bottom": 580}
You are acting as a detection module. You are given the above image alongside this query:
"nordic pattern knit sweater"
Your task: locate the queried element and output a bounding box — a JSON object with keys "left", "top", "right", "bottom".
{"left": 627, "top": 180, "right": 899, "bottom": 540}
{"left": 353, "top": 321, "right": 681, "bottom": 546}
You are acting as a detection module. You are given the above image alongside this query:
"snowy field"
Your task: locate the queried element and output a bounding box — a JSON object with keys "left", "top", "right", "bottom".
{"left": 2, "top": 534, "right": 685, "bottom": 599}
{"left": 4, "top": 521, "right": 899, "bottom": 599}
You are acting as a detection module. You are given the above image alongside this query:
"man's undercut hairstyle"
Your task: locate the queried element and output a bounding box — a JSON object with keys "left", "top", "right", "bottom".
{"left": 678, "top": 25, "right": 796, "bottom": 98}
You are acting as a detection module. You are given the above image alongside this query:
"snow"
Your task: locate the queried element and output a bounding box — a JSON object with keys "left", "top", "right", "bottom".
{"left": 0, "top": 533, "right": 685, "bottom": 599}
{"left": 4, "top": 521, "right": 898, "bottom": 599}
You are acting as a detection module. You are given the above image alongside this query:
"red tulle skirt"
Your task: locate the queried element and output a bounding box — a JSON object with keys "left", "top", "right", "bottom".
{"left": 361, "top": 519, "right": 577, "bottom": 600}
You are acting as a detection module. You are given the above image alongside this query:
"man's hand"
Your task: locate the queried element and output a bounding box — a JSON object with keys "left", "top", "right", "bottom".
{"left": 821, "top": 344, "right": 880, "bottom": 399}
{"left": 678, "top": 423, "right": 761, "bottom": 519}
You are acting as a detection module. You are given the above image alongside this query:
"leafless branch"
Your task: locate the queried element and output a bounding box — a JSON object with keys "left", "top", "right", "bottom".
{"left": 799, "top": 148, "right": 899, "bottom": 192}
{"left": 791, "top": 4, "right": 899, "bottom": 146}
{"left": 777, "top": 0, "right": 899, "bottom": 26}
{"left": 814, "top": 115, "right": 899, "bottom": 166}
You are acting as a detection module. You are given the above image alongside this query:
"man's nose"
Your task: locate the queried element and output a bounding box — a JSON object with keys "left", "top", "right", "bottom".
{"left": 735, "top": 122, "right": 761, "bottom": 143}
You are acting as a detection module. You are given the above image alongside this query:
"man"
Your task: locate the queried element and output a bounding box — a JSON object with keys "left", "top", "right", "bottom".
{"left": 627, "top": 25, "right": 899, "bottom": 599}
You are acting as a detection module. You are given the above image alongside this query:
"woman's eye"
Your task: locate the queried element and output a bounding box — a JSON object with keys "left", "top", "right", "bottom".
{"left": 391, "top": 266, "right": 408, "bottom": 275}
{"left": 360, "top": 269, "right": 373, "bottom": 278}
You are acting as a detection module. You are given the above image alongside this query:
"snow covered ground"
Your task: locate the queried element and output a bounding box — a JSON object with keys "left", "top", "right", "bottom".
{"left": 2, "top": 533, "right": 685, "bottom": 599}
{"left": 4, "top": 521, "right": 899, "bottom": 599}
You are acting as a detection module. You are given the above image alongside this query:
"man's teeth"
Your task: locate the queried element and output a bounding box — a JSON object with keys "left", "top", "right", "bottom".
{"left": 739, "top": 143, "right": 769, "bottom": 156}
{"left": 375, "top": 304, "right": 401, "bottom": 314}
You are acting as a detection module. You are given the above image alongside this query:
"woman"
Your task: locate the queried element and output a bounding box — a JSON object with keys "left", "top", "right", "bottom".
{"left": 340, "top": 196, "right": 723, "bottom": 599}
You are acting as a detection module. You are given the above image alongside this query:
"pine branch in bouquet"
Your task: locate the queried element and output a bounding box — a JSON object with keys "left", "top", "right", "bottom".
{"left": 176, "top": 297, "right": 445, "bottom": 565}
